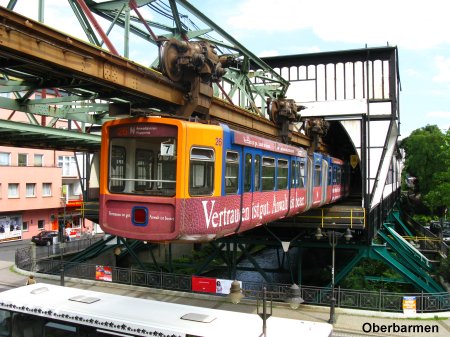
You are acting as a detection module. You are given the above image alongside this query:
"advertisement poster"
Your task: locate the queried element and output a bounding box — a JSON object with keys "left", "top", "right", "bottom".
{"left": 215, "top": 278, "right": 234, "bottom": 295}
{"left": 402, "top": 296, "right": 417, "bottom": 316}
{"left": 95, "top": 265, "right": 112, "bottom": 282}
{"left": 0, "top": 215, "right": 22, "bottom": 243}
{"left": 191, "top": 276, "right": 216, "bottom": 293}
{"left": 191, "top": 276, "right": 234, "bottom": 294}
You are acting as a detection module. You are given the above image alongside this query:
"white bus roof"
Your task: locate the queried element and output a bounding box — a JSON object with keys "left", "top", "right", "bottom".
{"left": 0, "top": 283, "right": 332, "bottom": 337}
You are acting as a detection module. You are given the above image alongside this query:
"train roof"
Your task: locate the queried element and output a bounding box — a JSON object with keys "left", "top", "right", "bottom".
{"left": 0, "top": 283, "right": 332, "bottom": 337}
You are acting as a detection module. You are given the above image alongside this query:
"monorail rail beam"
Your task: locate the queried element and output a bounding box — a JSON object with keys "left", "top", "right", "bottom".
{"left": 0, "top": 6, "right": 314, "bottom": 148}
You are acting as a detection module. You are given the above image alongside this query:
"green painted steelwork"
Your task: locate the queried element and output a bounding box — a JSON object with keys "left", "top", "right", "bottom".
{"left": 372, "top": 244, "right": 444, "bottom": 293}
{"left": 379, "top": 224, "right": 432, "bottom": 271}
{"left": 0, "top": 119, "right": 101, "bottom": 151}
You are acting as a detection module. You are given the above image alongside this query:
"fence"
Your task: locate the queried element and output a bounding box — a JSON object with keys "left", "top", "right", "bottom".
{"left": 15, "top": 243, "right": 450, "bottom": 313}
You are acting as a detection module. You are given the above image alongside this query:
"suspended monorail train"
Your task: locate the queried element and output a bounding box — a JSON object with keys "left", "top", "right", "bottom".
{"left": 99, "top": 116, "right": 350, "bottom": 242}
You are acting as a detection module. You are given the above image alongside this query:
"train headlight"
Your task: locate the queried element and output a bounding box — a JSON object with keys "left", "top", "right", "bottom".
{"left": 132, "top": 206, "right": 148, "bottom": 226}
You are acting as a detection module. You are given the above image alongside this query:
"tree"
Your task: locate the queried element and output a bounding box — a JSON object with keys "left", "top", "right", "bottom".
{"left": 400, "top": 125, "right": 449, "bottom": 217}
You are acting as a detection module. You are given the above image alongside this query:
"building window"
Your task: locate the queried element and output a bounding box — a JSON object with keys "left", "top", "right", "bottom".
{"left": 22, "top": 221, "right": 29, "bottom": 231}
{"left": 26, "top": 183, "right": 36, "bottom": 197}
{"left": 38, "top": 220, "right": 45, "bottom": 230}
{"left": 34, "top": 154, "right": 43, "bottom": 167}
{"left": 8, "top": 183, "right": 19, "bottom": 198}
{"left": 42, "top": 183, "right": 52, "bottom": 196}
{"left": 0, "top": 152, "right": 10, "bottom": 166}
{"left": 18, "top": 153, "right": 28, "bottom": 166}
{"left": 58, "top": 156, "right": 77, "bottom": 176}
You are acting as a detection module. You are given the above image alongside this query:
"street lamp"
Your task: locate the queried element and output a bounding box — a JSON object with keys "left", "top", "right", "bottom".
{"left": 286, "top": 283, "right": 304, "bottom": 310}
{"left": 315, "top": 227, "right": 352, "bottom": 324}
{"left": 59, "top": 194, "right": 67, "bottom": 286}
{"left": 228, "top": 281, "right": 272, "bottom": 337}
{"left": 228, "top": 280, "right": 304, "bottom": 337}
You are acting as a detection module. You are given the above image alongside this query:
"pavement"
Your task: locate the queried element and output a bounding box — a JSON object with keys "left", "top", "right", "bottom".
{"left": 1, "top": 249, "right": 450, "bottom": 336}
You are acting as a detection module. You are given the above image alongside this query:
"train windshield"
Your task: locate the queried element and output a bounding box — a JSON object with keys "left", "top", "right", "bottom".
{"left": 109, "top": 136, "right": 177, "bottom": 196}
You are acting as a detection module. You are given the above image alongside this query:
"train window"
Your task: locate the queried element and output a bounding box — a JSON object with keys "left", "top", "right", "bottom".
{"left": 189, "top": 147, "right": 214, "bottom": 196}
{"left": 277, "top": 159, "right": 288, "bottom": 190}
{"left": 328, "top": 165, "right": 332, "bottom": 186}
{"left": 314, "top": 164, "right": 321, "bottom": 187}
{"left": 299, "top": 161, "right": 305, "bottom": 188}
{"left": 0, "top": 309, "right": 11, "bottom": 337}
{"left": 135, "top": 149, "right": 153, "bottom": 191}
{"left": 254, "top": 155, "right": 261, "bottom": 191}
{"left": 291, "top": 161, "right": 298, "bottom": 188}
{"left": 337, "top": 167, "right": 342, "bottom": 184}
{"left": 262, "top": 157, "right": 275, "bottom": 191}
{"left": 244, "top": 154, "right": 252, "bottom": 192}
{"left": 225, "top": 151, "right": 239, "bottom": 195}
{"left": 109, "top": 145, "right": 126, "bottom": 192}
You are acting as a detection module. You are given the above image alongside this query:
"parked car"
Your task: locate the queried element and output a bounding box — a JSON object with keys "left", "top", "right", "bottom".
{"left": 31, "top": 231, "right": 64, "bottom": 246}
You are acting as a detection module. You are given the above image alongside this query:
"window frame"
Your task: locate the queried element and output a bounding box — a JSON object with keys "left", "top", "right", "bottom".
{"left": 276, "top": 159, "right": 289, "bottom": 190}
{"left": 109, "top": 145, "right": 127, "bottom": 193}
{"left": 261, "top": 156, "right": 275, "bottom": 191}
{"left": 225, "top": 151, "right": 239, "bottom": 195}
{"left": 134, "top": 148, "right": 154, "bottom": 192}
{"left": 25, "top": 183, "right": 36, "bottom": 197}
{"left": 34, "top": 154, "right": 43, "bottom": 167}
{"left": 18, "top": 153, "right": 28, "bottom": 167}
{"left": 7, "top": 183, "right": 19, "bottom": 198}
{"left": 189, "top": 147, "right": 215, "bottom": 196}
{"left": 42, "top": 183, "right": 52, "bottom": 197}
{"left": 0, "top": 152, "right": 10, "bottom": 166}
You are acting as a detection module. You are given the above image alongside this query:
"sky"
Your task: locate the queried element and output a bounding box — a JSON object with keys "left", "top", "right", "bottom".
{"left": 1, "top": 0, "right": 450, "bottom": 138}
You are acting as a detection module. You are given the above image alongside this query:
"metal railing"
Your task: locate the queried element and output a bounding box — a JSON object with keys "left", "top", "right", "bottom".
{"left": 15, "top": 243, "right": 450, "bottom": 313}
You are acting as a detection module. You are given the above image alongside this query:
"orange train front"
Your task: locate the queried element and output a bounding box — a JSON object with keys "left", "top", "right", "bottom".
{"left": 99, "top": 117, "right": 349, "bottom": 242}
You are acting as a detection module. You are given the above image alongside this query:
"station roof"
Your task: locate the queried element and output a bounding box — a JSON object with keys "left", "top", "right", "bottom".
{"left": 0, "top": 119, "right": 101, "bottom": 152}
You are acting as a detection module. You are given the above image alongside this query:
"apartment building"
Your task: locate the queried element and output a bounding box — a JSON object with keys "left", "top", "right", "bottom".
{"left": 0, "top": 146, "right": 95, "bottom": 243}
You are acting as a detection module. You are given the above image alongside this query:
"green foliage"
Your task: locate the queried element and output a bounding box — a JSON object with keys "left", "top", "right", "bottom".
{"left": 400, "top": 125, "right": 450, "bottom": 216}
{"left": 340, "top": 259, "right": 417, "bottom": 292}
{"left": 438, "top": 254, "right": 450, "bottom": 283}
{"left": 411, "top": 214, "right": 437, "bottom": 226}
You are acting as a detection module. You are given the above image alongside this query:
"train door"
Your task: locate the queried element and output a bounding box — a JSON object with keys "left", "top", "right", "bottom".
{"left": 237, "top": 149, "right": 260, "bottom": 233}
{"left": 320, "top": 158, "right": 329, "bottom": 206}
{"left": 305, "top": 156, "right": 314, "bottom": 211}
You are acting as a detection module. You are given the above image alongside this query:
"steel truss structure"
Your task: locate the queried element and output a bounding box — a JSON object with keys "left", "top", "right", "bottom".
{"left": 1, "top": 1, "right": 436, "bottom": 294}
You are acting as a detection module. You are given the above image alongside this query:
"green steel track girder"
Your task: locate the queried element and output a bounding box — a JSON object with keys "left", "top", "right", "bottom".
{"left": 0, "top": 119, "right": 101, "bottom": 151}
{"left": 1, "top": 0, "right": 291, "bottom": 137}
{"left": 118, "top": 237, "right": 147, "bottom": 271}
{"left": 0, "top": 97, "right": 112, "bottom": 125}
{"left": 67, "top": 234, "right": 118, "bottom": 264}
{"left": 332, "top": 247, "right": 366, "bottom": 287}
